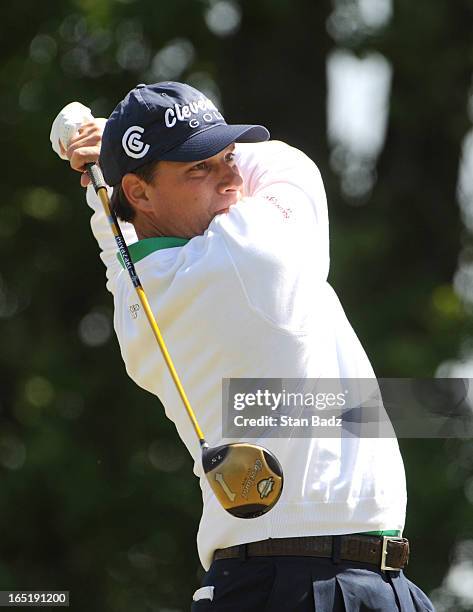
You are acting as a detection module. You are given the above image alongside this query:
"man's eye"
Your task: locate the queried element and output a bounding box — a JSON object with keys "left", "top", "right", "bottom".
{"left": 192, "top": 162, "right": 208, "bottom": 171}
{"left": 225, "top": 152, "right": 235, "bottom": 162}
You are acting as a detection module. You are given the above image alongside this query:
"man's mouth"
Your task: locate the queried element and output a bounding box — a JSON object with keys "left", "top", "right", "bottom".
{"left": 213, "top": 192, "right": 240, "bottom": 217}
{"left": 214, "top": 199, "right": 238, "bottom": 216}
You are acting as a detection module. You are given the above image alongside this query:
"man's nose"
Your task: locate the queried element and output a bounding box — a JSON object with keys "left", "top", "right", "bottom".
{"left": 217, "top": 164, "right": 243, "bottom": 193}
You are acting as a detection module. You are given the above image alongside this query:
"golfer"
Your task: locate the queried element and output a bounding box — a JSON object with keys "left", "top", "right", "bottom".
{"left": 52, "top": 82, "right": 434, "bottom": 611}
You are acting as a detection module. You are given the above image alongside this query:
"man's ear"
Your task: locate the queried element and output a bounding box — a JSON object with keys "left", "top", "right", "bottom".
{"left": 121, "top": 173, "right": 152, "bottom": 213}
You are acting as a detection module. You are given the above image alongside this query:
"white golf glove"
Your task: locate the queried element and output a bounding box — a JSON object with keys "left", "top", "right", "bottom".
{"left": 50, "top": 102, "right": 95, "bottom": 159}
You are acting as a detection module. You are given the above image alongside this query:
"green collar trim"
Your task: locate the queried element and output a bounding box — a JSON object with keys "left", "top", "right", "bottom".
{"left": 117, "top": 237, "right": 189, "bottom": 268}
{"left": 358, "top": 530, "right": 401, "bottom": 537}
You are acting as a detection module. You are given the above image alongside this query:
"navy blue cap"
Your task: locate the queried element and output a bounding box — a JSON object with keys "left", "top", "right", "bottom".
{"left": 99, "top": 81, "right": 270, "bottom": 186}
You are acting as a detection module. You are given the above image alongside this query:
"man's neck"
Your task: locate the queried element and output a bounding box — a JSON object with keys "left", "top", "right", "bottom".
{"left": 133, "top": 212, "right": 166, "bottom": 240}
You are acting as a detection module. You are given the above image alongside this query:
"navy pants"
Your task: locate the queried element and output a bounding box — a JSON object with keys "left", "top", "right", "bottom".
{"left": 191, "top": 556, "right": 435, "bottom": 611}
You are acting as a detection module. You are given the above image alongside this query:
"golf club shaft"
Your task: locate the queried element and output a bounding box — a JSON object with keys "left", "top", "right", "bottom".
{"left": 85, "top": 162, "right": 207, "bottom": 447}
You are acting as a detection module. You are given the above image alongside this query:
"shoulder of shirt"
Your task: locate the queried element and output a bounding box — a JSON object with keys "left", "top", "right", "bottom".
{"left": 235, "top": 140, "right": 320, "bottom": 171}
{"left": 235, "top": 139, "right": 303, "bottom": 157}
{"left": 234, "top": 140, "right": 322, "bottom": 196}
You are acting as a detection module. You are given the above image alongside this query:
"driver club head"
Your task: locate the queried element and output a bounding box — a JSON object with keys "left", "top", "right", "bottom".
{"left": 202, "top": 443, "right": 283, "bottom": 518}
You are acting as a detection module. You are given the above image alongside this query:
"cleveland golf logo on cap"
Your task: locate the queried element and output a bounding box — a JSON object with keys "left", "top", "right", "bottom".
{"left": 164, "top": 97, "right": 224, "bottom": 130}
{"left": 122, "top": 125, "right": 150, "bottom": 159}
{"left": 100, "top": 81, "right": 269, "bottom": 188}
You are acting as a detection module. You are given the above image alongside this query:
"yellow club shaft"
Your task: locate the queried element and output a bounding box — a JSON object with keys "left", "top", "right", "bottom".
{"left": 94, "top": 181, "right": 206, "bottom": 445}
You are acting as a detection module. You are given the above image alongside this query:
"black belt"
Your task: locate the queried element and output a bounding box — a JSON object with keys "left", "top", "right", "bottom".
{"left": 213, "top": 535, "right": 409, "bottom": 571}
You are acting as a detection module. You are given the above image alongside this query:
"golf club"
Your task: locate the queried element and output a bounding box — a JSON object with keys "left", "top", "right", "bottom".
{"left": 55, "top": 104, "right": 284, "bottom": 518}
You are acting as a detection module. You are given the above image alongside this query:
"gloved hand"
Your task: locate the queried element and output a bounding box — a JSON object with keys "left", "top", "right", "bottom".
{"left": 50, "top": 102, "right": 94, "bottom": 158}
{"left": 50, "top": 102, "right": 106, "bottom": 186}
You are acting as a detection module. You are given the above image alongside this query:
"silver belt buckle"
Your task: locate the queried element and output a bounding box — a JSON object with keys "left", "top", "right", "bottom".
{"left": 381, "top": 536, "right": 405, "bottom": 571}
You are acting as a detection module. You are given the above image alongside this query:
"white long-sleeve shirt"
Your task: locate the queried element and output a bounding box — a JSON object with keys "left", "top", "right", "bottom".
{"left": 86, "top": 140, "right": 407, "bottom": 571}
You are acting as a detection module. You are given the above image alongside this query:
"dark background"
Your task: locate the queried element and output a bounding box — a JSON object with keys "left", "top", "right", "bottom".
{"left": 2, "top": 0, "right": 473, "bottom": 610}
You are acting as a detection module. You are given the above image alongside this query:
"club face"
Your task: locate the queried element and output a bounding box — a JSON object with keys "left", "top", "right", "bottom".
{"left": 202, "top": 443, "right": 283, "bottom": 518}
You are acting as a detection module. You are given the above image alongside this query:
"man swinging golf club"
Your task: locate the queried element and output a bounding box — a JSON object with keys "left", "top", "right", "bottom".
{"left": 51, "top": 81, "right": 434, "bottom": 611}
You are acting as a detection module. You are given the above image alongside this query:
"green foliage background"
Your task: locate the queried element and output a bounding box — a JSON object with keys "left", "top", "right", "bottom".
{"left": 1, "top": 0, "right": 473, "bottom": 610}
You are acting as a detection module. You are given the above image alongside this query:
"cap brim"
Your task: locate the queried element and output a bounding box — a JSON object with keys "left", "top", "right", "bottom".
{"left": 158, "top": 124, "right": 270, "bottom": 162}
